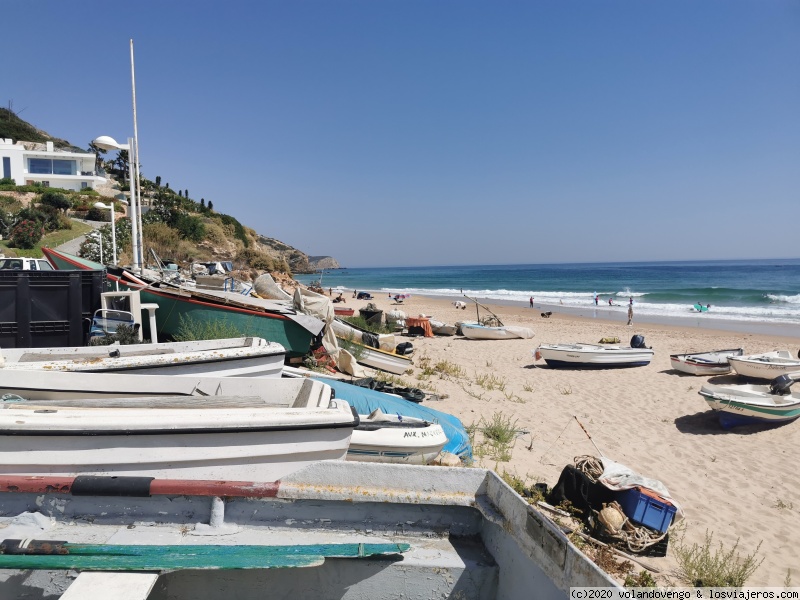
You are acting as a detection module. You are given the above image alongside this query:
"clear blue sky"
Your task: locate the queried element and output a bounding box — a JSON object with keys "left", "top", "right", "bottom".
{"left": 4, "top": 1, "right": 798, "bottom": 267}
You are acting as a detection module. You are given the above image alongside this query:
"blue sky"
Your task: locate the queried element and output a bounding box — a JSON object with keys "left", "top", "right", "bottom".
{"left": 4, "top": 1, "right": 799, "bottom": 267}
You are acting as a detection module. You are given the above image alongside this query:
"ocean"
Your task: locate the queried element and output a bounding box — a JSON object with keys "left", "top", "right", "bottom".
{"left": 295, "top": 259, "right": 800, "bottom": 335}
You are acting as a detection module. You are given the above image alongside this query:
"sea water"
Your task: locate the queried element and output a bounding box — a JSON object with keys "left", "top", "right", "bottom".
{"left": 296, "top": 259, "right": 800, "bottom": 333}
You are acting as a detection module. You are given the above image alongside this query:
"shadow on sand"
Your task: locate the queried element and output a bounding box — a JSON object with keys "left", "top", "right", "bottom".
{"left": 675, "top": 411, "right": 787, "bottom": 436}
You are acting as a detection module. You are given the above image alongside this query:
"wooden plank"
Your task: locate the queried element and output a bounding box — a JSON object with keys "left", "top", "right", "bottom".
{"left": 0, "top": 543, "right": 410, "bottom": 571}
{"left": 60, "top": 572, "right": 158, "bottom": 600}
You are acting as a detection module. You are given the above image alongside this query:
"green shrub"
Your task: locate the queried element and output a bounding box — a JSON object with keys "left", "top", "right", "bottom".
{"left": 236, "top": 247, "right": 274, "bottom": 271}
{"left": 85, "top": 206, "right": 106, "bottom": 221}
{"left": 174, "top": 213, "right": 206, "bottom": 242}
{"left": 172, "top": 314, "right": 246, "bottom": 341}
{"left": 203, "top": 221, "right": 227, "bottom": 246}
{"left": 0, "top": 177, "right": 15, "bottom": 186}
{"left": 39, "top": 190, "right": 71, "bottom": 212}
{"left": 10, "top": 219, "right": 44, "bottom": 249}
{"left": 673, "top": 531, "right": 763, "bottom": 587}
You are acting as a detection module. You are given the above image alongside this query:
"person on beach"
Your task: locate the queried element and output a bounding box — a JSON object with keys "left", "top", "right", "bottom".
{"left": 629, "top": 297, "right": 633, "bottom": 306}
{"left": 627, "top": 303, "right": 633, "bottom": 326}
{"left": 529, "top": 296, "right": 534, "bottom": 308}
{"left": 608, "top": 297, "right": 613, "bottom": 306}
{"left": 594, "top": 295, "right": 599, "bottom": 305}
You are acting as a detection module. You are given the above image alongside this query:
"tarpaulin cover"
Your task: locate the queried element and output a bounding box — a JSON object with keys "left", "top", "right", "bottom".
{"left": 315, "top": 378, "right": 472, "bottom": 461}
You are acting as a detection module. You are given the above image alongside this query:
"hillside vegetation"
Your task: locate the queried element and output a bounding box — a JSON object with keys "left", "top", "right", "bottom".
{"left": 0, "top": 108, "right": 339, "bottom": 275}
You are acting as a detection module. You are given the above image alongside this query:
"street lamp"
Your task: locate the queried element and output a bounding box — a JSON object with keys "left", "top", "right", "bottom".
{"left": 93, "top": 201, "right": 117, "bottom": 266}
{"left": 92, "top": 135, "right": 141, "bottom": 270}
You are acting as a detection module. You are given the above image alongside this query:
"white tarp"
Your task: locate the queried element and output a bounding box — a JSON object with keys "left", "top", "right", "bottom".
{"left": 598, "top": 457, "right": 685, "bottom": 522}
{"left": 293, "top": 287, "right": 339, "bottom": 361}
{"left": 254, "top": 273, "right": 293, "bottom": 301}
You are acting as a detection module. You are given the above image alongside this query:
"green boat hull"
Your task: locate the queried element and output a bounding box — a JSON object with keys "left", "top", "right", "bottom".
{"left": 42, "top": 248, "right": 316, "bottom": 357}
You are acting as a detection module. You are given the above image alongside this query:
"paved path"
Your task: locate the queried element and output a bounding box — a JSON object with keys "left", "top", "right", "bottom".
{"left": 54, "top": 219, "right": 104, "bottom": 255}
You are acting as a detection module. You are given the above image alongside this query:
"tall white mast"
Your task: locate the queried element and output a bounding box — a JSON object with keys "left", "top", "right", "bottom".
{"left": 130, "top": 39, "right": 144, "bottom": 269}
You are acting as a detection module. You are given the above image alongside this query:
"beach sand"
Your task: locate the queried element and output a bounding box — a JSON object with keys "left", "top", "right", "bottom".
{"left": 340, "top": 292, "right": 798, "bottom": 585}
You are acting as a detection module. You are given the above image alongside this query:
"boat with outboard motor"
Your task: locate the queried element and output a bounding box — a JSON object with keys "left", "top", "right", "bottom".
{"left": 534, "top": 336, "right": 653, "bottom": 369}
{"left": 698, "top": 373, "right": 800, "bottom": 428}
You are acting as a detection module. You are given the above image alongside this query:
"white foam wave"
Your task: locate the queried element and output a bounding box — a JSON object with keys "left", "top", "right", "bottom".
{"left": 765, "top": 294, "right": 800, "bottom": 304}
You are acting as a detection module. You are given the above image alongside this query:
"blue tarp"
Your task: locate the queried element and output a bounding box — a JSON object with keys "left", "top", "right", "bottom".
{"left": 315, "top": 378, "right": 473, "bottom": 462}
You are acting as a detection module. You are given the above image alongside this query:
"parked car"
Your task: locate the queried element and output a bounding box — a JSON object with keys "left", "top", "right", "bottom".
{"left": 0, "top": 257, "right": 54, "bottom": 271}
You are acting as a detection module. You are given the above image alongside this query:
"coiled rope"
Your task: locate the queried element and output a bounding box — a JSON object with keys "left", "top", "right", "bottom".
{"left": 574, "top": 455, "right": 669, "bottom": 552}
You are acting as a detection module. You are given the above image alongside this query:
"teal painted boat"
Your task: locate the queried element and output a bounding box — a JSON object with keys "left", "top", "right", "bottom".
{"left": 42, "top": 248, "right": 323, "bottom": 357}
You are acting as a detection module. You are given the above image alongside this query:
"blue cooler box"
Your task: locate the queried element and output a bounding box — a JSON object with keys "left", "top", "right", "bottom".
{"left": 617, "top": 487, "right": 676, "bottom": 533}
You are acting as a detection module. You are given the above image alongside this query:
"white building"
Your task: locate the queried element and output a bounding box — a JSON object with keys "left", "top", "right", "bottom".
{"left": 0, "top": 138, "right": 106, "bottom": 192}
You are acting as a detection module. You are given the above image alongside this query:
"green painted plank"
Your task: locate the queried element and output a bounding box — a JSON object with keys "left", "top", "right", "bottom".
{"left": 0, "top": 543, "right": 410, "bottom": 571}
{"left": 0, "top": 554, "right": 326, "bottom": 570}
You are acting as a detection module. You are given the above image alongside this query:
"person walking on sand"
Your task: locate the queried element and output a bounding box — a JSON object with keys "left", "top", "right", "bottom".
{"left": 529, "top": 296, "right": 534, "bottom": 308}
{"left": 627, "top": 303, "right": 634, "bottom": 326}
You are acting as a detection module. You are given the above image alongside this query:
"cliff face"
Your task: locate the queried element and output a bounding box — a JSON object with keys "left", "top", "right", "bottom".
{"left": 308, "top": 256, "right": 341, "bottom": 270}
{"left": 255, "top": 235, "right": 340, "bottom": 273}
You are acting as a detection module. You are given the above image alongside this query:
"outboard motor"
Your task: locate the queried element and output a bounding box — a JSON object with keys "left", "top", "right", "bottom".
{"left": 769, "top": 374, "right": 794, "bottom": 396}
{"left": 630, "top": 334, "right": 646, "bottom": 349}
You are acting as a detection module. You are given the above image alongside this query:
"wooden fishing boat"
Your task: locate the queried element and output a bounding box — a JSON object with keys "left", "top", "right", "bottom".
{"left": 727, "top": 350, "right": 800, "bottom": 380}
{"left": 669, "top": 348, "right": 744, "bottom": 376}
{"left": 42, "top": 248, "right": 324, "bottom": 358}
{"left": 461, "top": 324, "right": 534, "bottom": 340}
{"left": 0, "top": 462, "right": 618, "bottom": 599}
{"left": 0, "top": 337, "right": 286, "bottom": 377}
{"left": 698, "top": 374, "right": 800, "bottom": 428}
{"left": 331, "top": 319, "right": 412, "bottom": 375}
{"left": 534, "top": 343, "right": 653, "bottom": 368}
{"left": 0, "top": 378, "right": 356, "bottom": 480}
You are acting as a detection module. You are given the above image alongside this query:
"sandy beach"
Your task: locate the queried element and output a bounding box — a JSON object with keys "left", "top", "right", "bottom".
{"left": 338, "top": 291, "right": 798, "bottom": 586}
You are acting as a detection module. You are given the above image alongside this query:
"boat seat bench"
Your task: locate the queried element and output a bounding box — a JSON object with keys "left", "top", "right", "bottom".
{"left": 60, "top": 572, "right": 158, "bottom": 600}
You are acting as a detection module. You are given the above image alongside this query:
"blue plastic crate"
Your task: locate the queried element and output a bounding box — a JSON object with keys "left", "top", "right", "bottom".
{"left": 617, "top": 487, "right": 676, "bottom": 533}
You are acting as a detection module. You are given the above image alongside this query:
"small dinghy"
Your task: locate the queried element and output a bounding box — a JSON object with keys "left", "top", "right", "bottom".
{"left": 727, "top": 351, "right": 800, "bottom": 380}
{"left": 698, "top": 374, "right": 800, "bottom": 429}
{"left": 669, "top": 348, "right": 744, "bottom": 376}
{"left": 350, "top": 408, "right": 448, "bottom": 464}
{"left": 461, "top": 324, "right": 534, "bottom": 340}
{"left": 534, "top": 335, "right": 653, "bottom": 369}
{"left": 429, "top": 319, "right": 456, "bottom": 336}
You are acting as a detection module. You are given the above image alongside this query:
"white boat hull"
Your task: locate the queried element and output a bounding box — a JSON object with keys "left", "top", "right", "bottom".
{"left": 0, "top": 337, "right": 286, "bottom": 378}
{"left": 0, "top": 381, "right": 355, "bottom": 480}
{"left": 461, "top": 324, "right": 535, "bottom": 340}
{"left": 728, "top": 351, "right": 800, "bottom": 380}
{"left": 669, "top": 348, "right": 743, "bottom": 376}
{"left": 699, "top": 382, "right": 800, "bottom": 429}
{"left": 349, "top": 417, "right": 448, "bottom": 464}
{"left": 535, "top": 343, "right": 653, "bottom": 368}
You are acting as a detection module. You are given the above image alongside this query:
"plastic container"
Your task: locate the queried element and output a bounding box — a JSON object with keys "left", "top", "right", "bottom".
{"left": 0, "top": 270, "right": 105, "bottom": 348}
{"left": 617, "top": 486, "right": 676, "bottom": 533}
